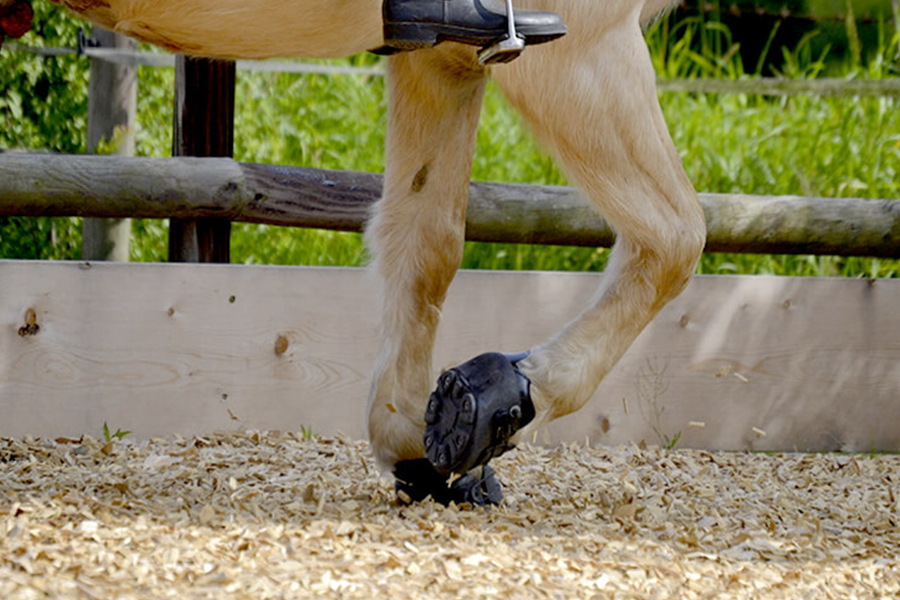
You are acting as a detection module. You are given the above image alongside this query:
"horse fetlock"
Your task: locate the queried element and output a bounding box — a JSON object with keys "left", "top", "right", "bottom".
{"left": 515, "top": 349, "right": 605, "bottom": 423}
{"left": 367, "top": 398, "right": 426, "bottom": 470}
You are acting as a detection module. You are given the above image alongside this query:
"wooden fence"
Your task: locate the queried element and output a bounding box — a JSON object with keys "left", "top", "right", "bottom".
{"left": 2, "top": 153, "right": 899, "bottom": 258}
{"left": 8, "top": 42, "right": 900, "bottom": 97}
{"left": 1, "top": 22, "right": 899, "bottom": 449}
{"left": 3, "top": 261, "right": 900, "bottom": 452}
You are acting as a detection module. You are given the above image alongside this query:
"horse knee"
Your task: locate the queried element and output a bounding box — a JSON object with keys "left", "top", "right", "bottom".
{"left": 666, "top": 200, "right": 706, "bottom": 290}
{"left": 661, "top": 228, "right": 705, "bottom": 303}
{"left": 629, "top": 202, "right": 706, "bottom": 307}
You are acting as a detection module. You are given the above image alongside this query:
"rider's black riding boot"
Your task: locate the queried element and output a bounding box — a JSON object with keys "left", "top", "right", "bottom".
{"left": 381, "top": 0, "right": 566, "bottom": 51}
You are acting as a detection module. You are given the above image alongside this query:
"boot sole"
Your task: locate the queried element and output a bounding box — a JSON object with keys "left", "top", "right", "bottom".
{"left": 424, "top": 352, "right": 533, "bottom": 477}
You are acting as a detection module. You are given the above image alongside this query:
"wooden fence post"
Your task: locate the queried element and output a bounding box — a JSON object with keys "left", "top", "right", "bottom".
{"left": 168, "top": 55, "right": 235, "bottom": 263}
{"left": 82, "top": 27, "right": 136, "bottom": 262}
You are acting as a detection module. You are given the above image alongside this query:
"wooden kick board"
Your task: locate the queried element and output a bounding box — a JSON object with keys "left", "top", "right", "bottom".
{"left": 1, "top": 260, "right": 899, "bottom": 452}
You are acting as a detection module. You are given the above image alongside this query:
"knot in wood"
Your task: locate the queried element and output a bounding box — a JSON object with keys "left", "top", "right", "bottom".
{"left": 274, "top": 335, "right": 290, "bottom": 356}
{"left": 18, "top": 307, "right": 39, "bottom": 337}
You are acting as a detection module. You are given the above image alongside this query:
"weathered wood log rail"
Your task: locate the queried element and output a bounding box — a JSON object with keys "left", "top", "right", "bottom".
{"left": 8, "top": 43, "right": 900, "bottom": 98}
{"left": 1, "top": 153, "right": 898, "bottom": 257}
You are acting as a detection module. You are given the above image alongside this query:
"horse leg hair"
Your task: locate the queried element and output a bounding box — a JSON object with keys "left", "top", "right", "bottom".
{"left": 366, "top": 48, "right": 488, "bottom": 469}
{"left": 492, "top": 4, "right": 706, "bottom": 439}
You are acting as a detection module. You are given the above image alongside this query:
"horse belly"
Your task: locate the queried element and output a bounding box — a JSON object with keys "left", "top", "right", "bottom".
{"left": 53, "top": 0, "right": 383, "bottom": 59}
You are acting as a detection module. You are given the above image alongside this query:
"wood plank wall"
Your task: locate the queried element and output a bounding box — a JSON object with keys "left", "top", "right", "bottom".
{"left": 2, "top": 260, "right": 899, "bottom": 452}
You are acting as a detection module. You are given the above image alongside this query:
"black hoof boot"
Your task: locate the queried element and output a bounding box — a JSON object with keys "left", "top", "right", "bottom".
{"left": 394, "top": 458, "right": 504, "bottom": 506}
{"left": 380, "top": 0, "right": 566, "bottom": 51}
{"left": 424, "top": 352, "right": 534, "bottom": 478}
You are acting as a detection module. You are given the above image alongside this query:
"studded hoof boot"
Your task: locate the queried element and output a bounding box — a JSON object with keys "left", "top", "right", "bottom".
{"left": 424, "top": 352, "right": 534, "bottom": 478}
{"left": 394, "top": 458, "right": 504, "bottom": 506}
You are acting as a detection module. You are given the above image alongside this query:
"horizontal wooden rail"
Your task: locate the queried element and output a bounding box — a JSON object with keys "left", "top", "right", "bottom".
{"left": 1, "top": 153, "right": 898, "bottom": 257}
{"left": 5, "top": 44, "right": 387, "bottom": 76}
{"left": 7, "top": 43, "right": 899, "bottom": 97}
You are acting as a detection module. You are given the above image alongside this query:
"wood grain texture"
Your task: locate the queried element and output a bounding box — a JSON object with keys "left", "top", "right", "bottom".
{"left": 1, "top": 155, "right": 898, "bottom": 256}
{"left": 2, "top": 260, "right": 899, "bottom": 452}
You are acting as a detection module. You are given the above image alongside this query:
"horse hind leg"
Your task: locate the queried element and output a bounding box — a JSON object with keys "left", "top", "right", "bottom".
{"left": 365, "top": 48, "right": 490, "bottom": 500}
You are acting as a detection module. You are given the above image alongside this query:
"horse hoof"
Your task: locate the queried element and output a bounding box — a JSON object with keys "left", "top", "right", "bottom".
{"left": 394, "top": 458, "right": 503, "bottom": 506}
{"left": 424, "top": 352, "right": 534, "bottom": 478}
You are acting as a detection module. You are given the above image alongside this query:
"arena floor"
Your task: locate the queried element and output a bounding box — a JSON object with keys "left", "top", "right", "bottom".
{"left": 1, "top": 431, "right": 898, "bottom": 598}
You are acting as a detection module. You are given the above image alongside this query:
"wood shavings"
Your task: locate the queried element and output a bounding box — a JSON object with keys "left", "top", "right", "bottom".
{"left": 1, "top": 432, "right": 899, "bottom": 598}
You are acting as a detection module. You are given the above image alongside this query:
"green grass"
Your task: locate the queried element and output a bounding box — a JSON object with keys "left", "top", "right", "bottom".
{"left": 2, "top": 4, "right": 899, "bottom": 277}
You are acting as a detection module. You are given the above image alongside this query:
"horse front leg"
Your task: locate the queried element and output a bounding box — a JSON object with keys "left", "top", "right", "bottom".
{"left": 423, "top": 10, "right": 706, "bottom": 488}
{"left": 496, "top": 13, "right": 707, "bottom": 443}
{"left": 365, "top": 48, "right": 490, "bottom": 502}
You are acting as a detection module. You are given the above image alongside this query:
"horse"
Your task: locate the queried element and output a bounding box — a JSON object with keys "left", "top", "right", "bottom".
{"left": 35, "top": 0, "right": 706, "bottom": 504}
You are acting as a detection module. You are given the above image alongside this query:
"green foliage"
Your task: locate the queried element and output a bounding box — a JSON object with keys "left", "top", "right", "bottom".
{"left": 102, "top": 421, "right": 131, "bottom": 442}
{"left": 0, "top": 216, "right": 81, "bottom": 259}
{"left": 234, "top": 54, "right": 387, "bottom": 173}
{"left": 730, "top": 0, "right": 808, "bottom": 11}
{"left": 650, "top": 13, "right": 900, "bottom": 277}
{"left": 809, "top": 0, "right": 893, "bottom": 19}
{"left": 0, "top": 0, "right": 89, "bottom": 259}
{"left": 0, "top": 1, "right": 898, "bottom": 277}
{"left": 664, "top": 431, "right": 683, "bottom": 451}
{"left": 684, "top": 0, "right": 891, "bottom": 19}
{"left": 0, "top": 1, "right": 88, "bottom": 151}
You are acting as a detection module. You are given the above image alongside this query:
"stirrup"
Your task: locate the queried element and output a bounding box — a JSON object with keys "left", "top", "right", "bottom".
{"left": 477, "top": 0, "right": 526, "bottom": 66}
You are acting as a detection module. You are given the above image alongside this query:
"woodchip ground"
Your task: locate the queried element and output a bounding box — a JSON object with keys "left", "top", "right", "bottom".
{"left": 1, "top": 431, "right": 898, "bottom": 598}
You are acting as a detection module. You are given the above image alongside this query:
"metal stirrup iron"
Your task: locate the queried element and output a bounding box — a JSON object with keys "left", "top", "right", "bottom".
{"left": 477, "top": 0, "right": 526, "bottom": 65}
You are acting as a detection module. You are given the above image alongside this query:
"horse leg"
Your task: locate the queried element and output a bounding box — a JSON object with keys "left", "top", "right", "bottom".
{"left": 507, "top": 22, "right": 706, "bottom": 423}
{"left": 498, "top": 11, "right": 707, "bottom": 439}
{"left": 425, "top": 9, "right": 706, "bottom": 479}
{"left": 365, "top": 48, "right": 489, "bottom": 501}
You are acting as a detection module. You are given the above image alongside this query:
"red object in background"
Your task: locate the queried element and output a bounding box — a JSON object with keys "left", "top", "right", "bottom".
{"left": 0, "top": 0, "right": 34, "bottom": 43}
